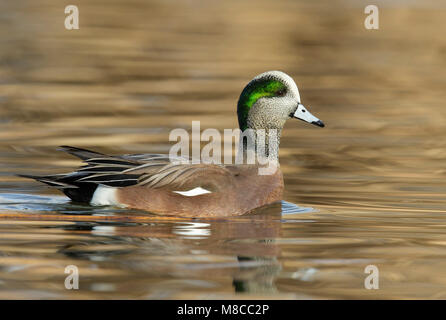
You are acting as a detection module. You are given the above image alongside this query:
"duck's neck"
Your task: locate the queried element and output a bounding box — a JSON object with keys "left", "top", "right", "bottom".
{"left": 237, "top": 128, "right": 282, "bottom": 165}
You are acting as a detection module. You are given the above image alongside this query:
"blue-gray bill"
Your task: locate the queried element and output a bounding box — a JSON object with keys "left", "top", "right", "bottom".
{"left": 292, "top": 103, "right": 325, "bottom": 128}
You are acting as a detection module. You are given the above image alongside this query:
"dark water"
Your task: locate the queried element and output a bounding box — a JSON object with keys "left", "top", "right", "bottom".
{"left": 0, "top": 0, "right": 446, "bottom": 299}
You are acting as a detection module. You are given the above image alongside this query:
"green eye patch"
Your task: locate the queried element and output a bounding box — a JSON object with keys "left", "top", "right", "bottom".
{"left": 237, "top": 79, "right": 286, "bottom": 131}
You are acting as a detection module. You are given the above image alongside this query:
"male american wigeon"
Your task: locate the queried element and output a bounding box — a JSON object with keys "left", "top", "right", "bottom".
{"left": 20, "top": 71, "right": 324, "bottom": 217}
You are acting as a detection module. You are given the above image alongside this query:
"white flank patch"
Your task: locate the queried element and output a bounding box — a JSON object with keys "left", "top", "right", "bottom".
{"left": 90, "top": 185, "right": 125, "bottom": 207}
{"left": 173, "top": 187, "right": 211, "bottom": 197}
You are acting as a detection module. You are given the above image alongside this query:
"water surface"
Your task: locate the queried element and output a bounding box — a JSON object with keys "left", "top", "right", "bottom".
{"left": 0, "top": 0, "right": 446, "bottom": 299}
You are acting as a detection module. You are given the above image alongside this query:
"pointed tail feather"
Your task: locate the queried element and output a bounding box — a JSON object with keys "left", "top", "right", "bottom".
{"left": 18, "top": 146, "right": 142, "bottom": 204}
{"left": 17, "top": 174, "right": 78, "bottom": 189}
{"left": 58, "top": 145, "right": 108, "bottom": 160}
{"left": 18, "top": 173, "right": 99, "bottom": 203}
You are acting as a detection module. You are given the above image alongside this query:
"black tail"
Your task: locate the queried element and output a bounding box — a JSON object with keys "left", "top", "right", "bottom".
{"left": 19, "top": 173, "right": 99, "bottom": 203}
{"left": 18, "top": 146, "right": 139, "bottom": 203}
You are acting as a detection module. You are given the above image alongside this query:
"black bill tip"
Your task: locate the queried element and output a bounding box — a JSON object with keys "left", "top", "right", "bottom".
{"left": 312, "top": 120, "right": 325, "bottom": 128}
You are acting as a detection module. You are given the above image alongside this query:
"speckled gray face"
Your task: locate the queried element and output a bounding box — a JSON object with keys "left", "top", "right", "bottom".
{"left": 292, "top": 103, "right": 325, "bottom": 127}
{"left": 238, "top": 71, "right": 325, "bottom": 131}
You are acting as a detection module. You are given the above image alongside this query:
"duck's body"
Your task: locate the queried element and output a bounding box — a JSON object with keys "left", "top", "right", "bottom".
{"left": 22, "top": 146, "right": 284, "bottom": 217}
{"left": 20, "top": 71, "right": 324, "bottom": 217}
{"left": 105, "top": 162, "right": 284, "bottom": 217}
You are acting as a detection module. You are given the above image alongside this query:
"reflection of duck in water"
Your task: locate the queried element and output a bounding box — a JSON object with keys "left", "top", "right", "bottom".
{"left": 228, "top": 203, "right": 283, "bottom": 294}
{"left": 57, "top": 202, "right": 299, "bottom": 295}
{"left": 227, "top": 202, "right": 312, "bottom": 294}
{"left": 233, "top": 254, "right": 282, "bottom": 294}
{"left": 20, "top": 71, "right": 324, "bottom": 217}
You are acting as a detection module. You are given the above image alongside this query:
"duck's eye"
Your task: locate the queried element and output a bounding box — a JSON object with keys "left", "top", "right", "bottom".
{"left": 275, "top": 89, "right": 286, "bottom": 96}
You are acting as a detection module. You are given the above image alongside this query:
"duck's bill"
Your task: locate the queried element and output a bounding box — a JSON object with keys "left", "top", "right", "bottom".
{"left": 292, "top": 104, "right": 325, "bottom": 128}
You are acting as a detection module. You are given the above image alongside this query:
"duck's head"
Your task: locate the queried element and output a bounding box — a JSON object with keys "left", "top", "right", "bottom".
{"left": 237, "top": 71, "right": 324, "bottom": 131}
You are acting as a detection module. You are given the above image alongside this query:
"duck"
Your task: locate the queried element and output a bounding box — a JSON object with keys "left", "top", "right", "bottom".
{"left": 19, "top": 71, "right": 324, "bottom": 217}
